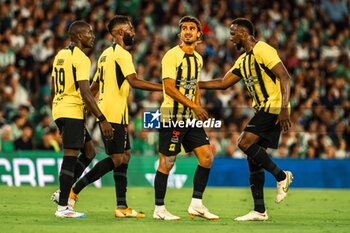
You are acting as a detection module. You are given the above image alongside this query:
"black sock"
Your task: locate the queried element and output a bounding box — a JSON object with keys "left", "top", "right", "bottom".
{"left": 58, "top": 156, "right": 77, "bottom": 206}
{"left": 245, "top": 144, "right": 286, "bottom": 181}
{"left": 73, "top": 157, "right": 114, "bottom": 194}
{"left": 113, "top": 163, "right": 128, "bottom": 209}
{"left": 193, "top": 165, "right": 210, "bottom": 199}
{"left": 73, "top": 152, "right": 92, "bottom": 183}
{"left": 154, "top": 170, "right": 168, "bottom": 205}
{"left": 248, "top": 158, "right": 265, "bottom": 213}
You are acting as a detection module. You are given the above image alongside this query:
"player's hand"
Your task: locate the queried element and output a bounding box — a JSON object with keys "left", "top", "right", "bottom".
{"left": 99, "top": 120, "right": 114, "bottom": 140}
{"left": 276, "top": 108, "right": 291, "bottom": 133}
{"left": 193, "top": 106, "right": 209, "bottom": 121}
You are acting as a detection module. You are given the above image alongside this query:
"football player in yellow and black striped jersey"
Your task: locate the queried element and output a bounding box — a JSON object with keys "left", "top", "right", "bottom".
{"left": 51, "top": 20, "right": 113, "bottom": 218}
{"left": 153, "top": 16, "right": 218, "bottom": 221}
{"left": 199, "top": 18, "right": 293, "bottom": 221}
{"left": 70, "top": 15, "right": 162, "bottom": 218}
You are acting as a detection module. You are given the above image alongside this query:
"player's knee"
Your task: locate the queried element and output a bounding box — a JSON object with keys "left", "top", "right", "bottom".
{"left": 109, "top": 154, "right": 123, "bottom": 167}
{"left": 238, "top": 138, "right": 251, "bottom": 152}
{"left": 199, "top": 153, "right": 213, "bottom": 167}
{"left": 123, "top": 150, "right": 131, "bottom": 164}
{"left": 159, "top": 157, "right": 176, "bottom": 173}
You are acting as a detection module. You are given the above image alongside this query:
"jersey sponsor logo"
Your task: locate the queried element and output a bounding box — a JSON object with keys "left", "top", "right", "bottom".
{"left": 185, "top": 94, "right": 194, "bottom": 99}
{"left": 143, "top": 110, "right": 161, "bottom": 129}
{"left": 177, "top": 83, "right": 196, "bottom": 90}
{"left": 56, "top": 59, "right": 64, "bottom": 66}
{"left": 246, "top": 124, "right": 256, "bottom": 128}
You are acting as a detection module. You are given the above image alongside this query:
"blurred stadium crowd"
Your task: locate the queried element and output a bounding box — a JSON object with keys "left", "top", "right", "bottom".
{"left": 0, "top": 0, "right": 349, "bottom": 159}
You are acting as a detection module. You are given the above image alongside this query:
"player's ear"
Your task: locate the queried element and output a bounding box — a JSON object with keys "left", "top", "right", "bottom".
{"left": 197, "top": 31, "right": 202, "bottom": 41}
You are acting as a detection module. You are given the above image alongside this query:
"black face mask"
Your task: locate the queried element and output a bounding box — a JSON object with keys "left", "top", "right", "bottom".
{"left": 123, "top": 33, "right": 134, "bottom": 46}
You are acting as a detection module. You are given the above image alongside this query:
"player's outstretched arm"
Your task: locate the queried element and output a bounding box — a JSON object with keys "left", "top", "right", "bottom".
{"left": 126, "top": 73, "right": 163, "bottom": 91}
{"left": 79, "top": 80, "right": 114, "bottom": 140}
{"left": 164, "top": 78, "right": 208, "bottom": 121}
{"left": 271, "top": 62, "right": 292, "bottom": 132}
{"left": 199, "top": 71, "right": 241, "bottom": 90}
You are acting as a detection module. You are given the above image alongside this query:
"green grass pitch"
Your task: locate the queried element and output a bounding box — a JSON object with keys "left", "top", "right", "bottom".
{"left": 1, "top": 186, "right": 349, "bottom": 233}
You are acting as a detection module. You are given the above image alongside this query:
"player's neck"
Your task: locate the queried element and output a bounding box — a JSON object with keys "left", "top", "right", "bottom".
{"left": 114, "top": 37, "right": 126, "bottom": 49}
{"left": 70, "top": 41, "right": 88, "bottom": 54}
{"left": 179, "top": 42, "right": 196, "bottom": 54}
{"left": 244, "top": 37, "right": 257, "bottom": 53}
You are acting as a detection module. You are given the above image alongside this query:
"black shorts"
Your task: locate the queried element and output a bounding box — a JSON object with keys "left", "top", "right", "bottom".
{"left": 55, "top": 118, "right": 92, "bottom": 150}
{"left": 159, "top": 126, "right": 210, "bottom": 156}
{"left": 244, "top": 110, "right": 281, "bottom": 149}
{"left": 100, "top": 123, "right": 130, "bottom": 155}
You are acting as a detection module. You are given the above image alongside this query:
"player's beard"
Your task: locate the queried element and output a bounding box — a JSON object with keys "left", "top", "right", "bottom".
{"left": 235, "top": 40, "right": 243, "bottom": 50}
{"left": 123, "top": 33, "right": 134, "bottom": 46}
{"left": 182, "top": 36, "right": 197, "bottom": 45}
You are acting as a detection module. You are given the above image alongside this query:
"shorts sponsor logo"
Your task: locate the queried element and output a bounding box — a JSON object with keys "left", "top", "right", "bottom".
{"left": 169, "top": 144, "right": 176, "bottom": 151}
{"left": 171, "top": 130, "right": 180, "bottom": 143}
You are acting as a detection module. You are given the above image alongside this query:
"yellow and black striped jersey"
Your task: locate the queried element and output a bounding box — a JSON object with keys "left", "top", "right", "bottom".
{"left": 93, "top": 43, "right": 136, "bottom": 124}
{"left": 51, "top": 45, "right": 91, "bottom": 120}
{"left": 160, "top": 45, "right": 203, "bottom": 122}
{"left": 230, "top": 41, "right": 290, "bottom": 114}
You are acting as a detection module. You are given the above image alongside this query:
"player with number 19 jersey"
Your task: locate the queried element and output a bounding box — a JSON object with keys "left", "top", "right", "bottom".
{"left": 51, "top": 45, "right": 91, "bottom": 121}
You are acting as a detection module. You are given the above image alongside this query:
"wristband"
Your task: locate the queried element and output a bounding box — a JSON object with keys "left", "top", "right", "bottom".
{"left": 98, "top": 114, "right": 106, "bottom": 122}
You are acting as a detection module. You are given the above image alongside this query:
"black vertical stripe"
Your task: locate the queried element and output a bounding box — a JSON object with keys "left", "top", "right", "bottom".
{"left": 172, "top": 63, "right": 183, "bottom": 122}
{"left": 181, "top": 55, "right": 192, "bottom": 121}
{"left": 254, "top": 60, "right": 269, "bottom": 104}
{"left": 72, "top": 66, "right": 79, "bottom": 90}
{"left": 191, "top": 56, "right": 199, "bottom": 119}
{"left": 248, "top": 53, "right": 261, "bottom": 105}
{"left": 242, "top": 55, "right": 255, "bottom": 103}
{"left": 260, "top": 63, "right": 277, "bottom": 83}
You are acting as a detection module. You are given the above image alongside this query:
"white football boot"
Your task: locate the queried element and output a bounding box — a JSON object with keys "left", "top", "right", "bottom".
{"left": 51, "top": 189, "right": 77, "bottom": 209}
{"left": 235, "top": 210, "right": 268, "bottom": 221}
{"left": 153, "top": 206, "right": 180, "bottom": 220}
{"left": 55, "top": 206, "right": 86, "bottom": 218}
{"left": 188, "top": 204, "right": 219, "bottom": 220}
{"left": 51, "top": 189, "right": 60, "bottom": 204}
{"left": 275, "top": 171, "right": 294, "bottom": 203}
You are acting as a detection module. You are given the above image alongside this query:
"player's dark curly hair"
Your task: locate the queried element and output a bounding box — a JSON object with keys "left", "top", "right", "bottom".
{"left": 178, "top": 16, "right": 202, "bottom": 41}
{"left": 107, "top": 15, "right": 130, "bottom": 34}
{"left": 179, "top": 16, "right": 202, "bottom": 32}
{"left": 231, "top": 18, "right": 255, "bottom": 36}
